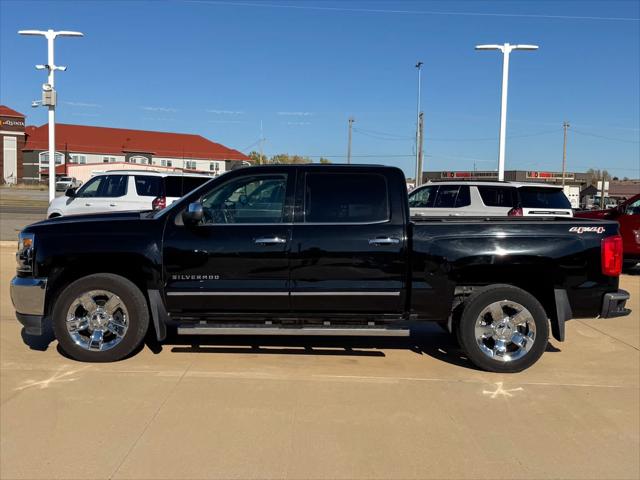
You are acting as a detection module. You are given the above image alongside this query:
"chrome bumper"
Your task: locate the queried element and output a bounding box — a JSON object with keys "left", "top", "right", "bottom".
{"left": 10, "top": 276, "right": 47, "bottom": 316}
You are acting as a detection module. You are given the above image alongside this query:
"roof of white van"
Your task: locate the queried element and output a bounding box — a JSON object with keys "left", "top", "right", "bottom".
{"left": 91, "top": 170, "right": 215, "bottom": 178}
{"left": 423, "top": 180, "right": 563, "bottom": 189}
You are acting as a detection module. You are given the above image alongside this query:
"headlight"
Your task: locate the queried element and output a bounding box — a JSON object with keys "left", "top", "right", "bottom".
{"left": 16, "top": 232, "right": 35, "bottom": 273}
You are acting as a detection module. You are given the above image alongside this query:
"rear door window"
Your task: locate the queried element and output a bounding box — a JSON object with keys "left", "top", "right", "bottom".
{"left": 165, "top": 176, "right": 211, "bottom": 197}
{"left": 455, "top": 185, "right": 471, "bottom": 207}
{"left": 134, "top": 176, "right": 164, "bottom": 197}
{"left": 518, "top": 187, "right": 571, "bottom": 209}
{"left": 477, "top": 186, "right": 516, "bottom": 208}
{"left": 304, "top": 173, "right": 389, "bottom": 223}
{"left": 100, "top": 175, "right": 128, "bottom": 198}
{"left": 434, "top": 185, "right": 460, "bottom": 208}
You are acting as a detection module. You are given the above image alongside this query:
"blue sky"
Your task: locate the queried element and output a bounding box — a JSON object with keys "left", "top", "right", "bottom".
{"left": 1, "top": 0, "right": 639, "bottom": 179}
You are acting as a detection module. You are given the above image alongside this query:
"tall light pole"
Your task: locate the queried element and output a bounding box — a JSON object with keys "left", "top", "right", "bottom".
{"left": 475, "top": 43, "right": 538, "bottom": 181}
{"left": 414, "top": 61, "right": 423, "bottom": 186}
{"left": 19, "top": 29, "right": 83, "bottom": 202}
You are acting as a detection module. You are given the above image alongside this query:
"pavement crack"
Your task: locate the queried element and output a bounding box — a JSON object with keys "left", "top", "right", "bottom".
{"left": 575, "top": 319, "right": 640, "bottom": 351}
{"left": 108, "top": 359, "right": 194, "bottom": 480}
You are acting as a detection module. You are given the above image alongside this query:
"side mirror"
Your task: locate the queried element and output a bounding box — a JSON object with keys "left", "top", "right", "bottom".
{"left": 182, "top": 202, "right": 204, "bottom": 225}
{"left": 65, "top": 188, "right": 76, "bottom": 198}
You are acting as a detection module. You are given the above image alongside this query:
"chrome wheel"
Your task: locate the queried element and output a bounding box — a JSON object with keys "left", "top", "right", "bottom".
{"left": 474, "top": 300, "right": 536, "bottom": 363}
{"left": 65, "top": 290, "right": 129, "bottom": 352}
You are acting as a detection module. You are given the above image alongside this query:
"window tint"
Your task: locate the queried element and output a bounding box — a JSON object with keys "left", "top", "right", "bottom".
{"left": 76, "top": 177, "right": 103, "bottom": 198}
{"left": 478, "top": 186, "right": 516, "bottom": 208}
{"left": 625, "top": 198, "right": 640, "bottom": 215}
{"left": 201, "top": 175, "right": 287, "bottom": 224}
{"left": 305, "top": 173, "right": 388, "bottom": 223}
{"left": 455, "top": 185, "right": 471, "bottom": 207}
{"left": 135, "top": 176, "right": 164, "bottom": 197}
{"left": 408, "top": 186, "right": 436, "bottom": 208}
{"left": 518, "top": 187, "right": 571, "bottom": 209}
{"left": 434, "top": 185, "right": 460, "bottom": 208}
{"left": 165, "top": 176, "right": 211, "bottom": 197}
{"left": 100, "top": 175, "right": 128, "bottom": 198}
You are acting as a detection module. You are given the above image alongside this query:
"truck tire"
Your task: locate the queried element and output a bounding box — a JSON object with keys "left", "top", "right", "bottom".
{"left": 52, "top": 273, "right": 150, "bottom": 362}
{"left": 456, "top": 285, "right": 549, "bottom": 373}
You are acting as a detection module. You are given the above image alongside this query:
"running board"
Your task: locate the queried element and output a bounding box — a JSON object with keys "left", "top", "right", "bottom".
{"left": 177, "top": 325, "right": 410, "bottom": 337}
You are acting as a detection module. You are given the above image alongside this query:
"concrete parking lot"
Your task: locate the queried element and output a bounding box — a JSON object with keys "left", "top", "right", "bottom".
{"left": 0, "top": 244, "right": 638, "bottom": 479}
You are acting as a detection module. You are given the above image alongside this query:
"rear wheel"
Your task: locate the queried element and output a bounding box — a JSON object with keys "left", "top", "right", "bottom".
{"left": 52, "top": 273, "right": 149, "bottom": 362}
{"left": 456, "top": 285, "right": 549, "bottom": 373}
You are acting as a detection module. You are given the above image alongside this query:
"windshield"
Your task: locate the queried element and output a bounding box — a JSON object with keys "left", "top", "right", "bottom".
{"left": 518, "top": 187, "right": 571, "bottom": 209}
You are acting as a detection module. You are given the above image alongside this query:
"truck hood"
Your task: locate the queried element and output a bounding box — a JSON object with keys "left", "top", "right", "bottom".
{"left": 29, "top": 210, "right": 151, "bottom": 228}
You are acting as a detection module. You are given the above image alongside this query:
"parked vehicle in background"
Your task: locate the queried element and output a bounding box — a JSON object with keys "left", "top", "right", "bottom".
{"left": 576, "top": 193, "right": 640, "bottom": 266}
{"left": 589, "top": 196, "right": 619, "bottom": 210}
{"left": 409, "top": 181, "right": 573, "bottom": 217}
{"left": 562, "top": 185, "right": 580, "bottom": 209}
{"left": 55, "top": 176, "right": 82, "bottom": 192}
{"left": 46, "top": 171, "right": 212, "bottom": 217}
{"left": 12, "top": 165, "right": 629, "bottom": 372}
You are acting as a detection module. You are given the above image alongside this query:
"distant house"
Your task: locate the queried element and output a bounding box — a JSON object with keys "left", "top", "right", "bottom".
{"left": 0, "top": 105, "right": 250, "bottom": 184}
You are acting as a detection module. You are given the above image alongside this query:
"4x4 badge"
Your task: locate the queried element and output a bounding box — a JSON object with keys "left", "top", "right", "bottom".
{"left": 569, "top": 226, "right": 606, "bottom": 234}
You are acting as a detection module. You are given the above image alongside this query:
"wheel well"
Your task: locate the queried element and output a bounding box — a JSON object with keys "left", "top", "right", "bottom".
{"left": 45, "top": 264, "right": 150, "bottom": 319}
{"left": 452, "top": 281, "right": 557, "bottom": 331}
{"left": 48, "top": 213, "right": 61, "bottom": 218}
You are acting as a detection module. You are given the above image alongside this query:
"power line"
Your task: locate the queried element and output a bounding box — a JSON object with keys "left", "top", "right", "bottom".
{"left": 571, "top": 129, "right": 640, "bottom": 144}
{"left": 194, "top": 1, "right": 640, "bottom": 22}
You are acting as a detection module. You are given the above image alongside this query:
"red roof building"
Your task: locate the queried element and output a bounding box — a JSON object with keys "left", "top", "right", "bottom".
{"left": 13, "top": 118, "right": 250, "bottom": 183}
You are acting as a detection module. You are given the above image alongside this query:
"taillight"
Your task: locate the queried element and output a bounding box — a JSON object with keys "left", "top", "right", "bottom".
{"left": 601, "top": 235, "right": 623, "bottom": 276}
{"left": 152, "top": 196, "right": 166, "bottom": 210}
{"left": 508, "top": 207, "right": 523, "bottom": 216}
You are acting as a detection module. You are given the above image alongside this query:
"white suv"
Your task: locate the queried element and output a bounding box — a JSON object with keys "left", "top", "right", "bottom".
{"left": 409, "top": 181, "right": 573, "bottom": 217}
{"left": 47, "top": 171, "right": 213, "bottom": 218}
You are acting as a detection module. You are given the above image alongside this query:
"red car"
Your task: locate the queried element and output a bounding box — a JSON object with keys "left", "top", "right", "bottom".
{"left": 576, "top": 193, "right": 640, "bottom": 266}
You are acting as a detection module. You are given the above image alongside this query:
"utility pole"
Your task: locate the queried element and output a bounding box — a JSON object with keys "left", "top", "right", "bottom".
{"left": 414, "top": 61, "right": 423, "bottom": 186}
{"left": 561, "top": 121, "right": 570, "bottom": 186}
{"left": 259, "top": 120, "right": 265, "bottom": 165}
{"left": 600, "top": 171, "right": 607, "bottom": 209}
{"left": 347, "top": 117, "right": 354, "bottom": 164}
{"left": 19, "top": 29, "right": 83, "bottom": 202}
{"left": 417, "top": 112, "right": 424, "bottom": 186}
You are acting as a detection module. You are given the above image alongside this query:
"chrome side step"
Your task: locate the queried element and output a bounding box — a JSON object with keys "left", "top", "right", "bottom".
{"left": 177, "top": 325, "right": 410, "bottom": 337}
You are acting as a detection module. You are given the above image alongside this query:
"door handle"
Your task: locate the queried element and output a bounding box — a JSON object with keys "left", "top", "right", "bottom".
{"left": 85, "top": 203, "right": 92, "bottom": 206}
{"left": 109, "top": 203, "right": 118, "bottom": 207}
{"left": 254, "top": 236, "right": 287, "bottom": 245}
{"left": 369, "top": 237, "right": 401, "bottom": 246}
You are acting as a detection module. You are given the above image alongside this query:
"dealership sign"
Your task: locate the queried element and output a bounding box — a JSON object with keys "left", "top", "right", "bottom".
{"left": 526, "top": 171, "right": 574, "bottom": 181}
{"left": 0, "top": 117, "right": 25, "bottom": 132}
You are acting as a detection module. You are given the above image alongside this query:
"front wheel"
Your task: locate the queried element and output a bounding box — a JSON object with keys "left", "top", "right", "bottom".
{"left": 52, "top": 273, "right": 150, "bottom": 362}
{"left": 456, "top": 285, "right": 549, "bottom": 373}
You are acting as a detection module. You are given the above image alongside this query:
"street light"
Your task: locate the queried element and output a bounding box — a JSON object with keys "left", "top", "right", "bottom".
{"left": 475, "top": 43, "right": 538, "bottom": 181}
{"left": 19, "top": 29, "right": 83, "bottom": 202}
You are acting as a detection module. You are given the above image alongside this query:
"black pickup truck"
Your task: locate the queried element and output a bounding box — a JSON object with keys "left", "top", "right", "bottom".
{"left": 11, "top": 165, "right": 630, "bottom": 372}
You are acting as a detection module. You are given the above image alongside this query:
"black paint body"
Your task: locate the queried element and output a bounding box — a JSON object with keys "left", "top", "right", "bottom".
{"left": 21, "top": 165, "right": 621, "bottom": 333}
